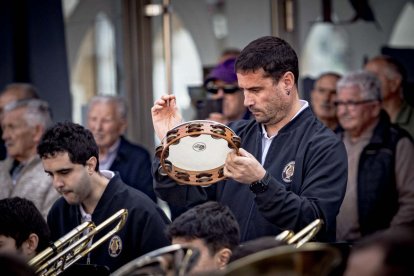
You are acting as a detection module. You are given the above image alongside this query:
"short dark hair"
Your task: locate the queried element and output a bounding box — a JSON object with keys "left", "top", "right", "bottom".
{"left": 37, "top": 121, "right": 100, "bottom": 171}
{"left": 166, "top": 202, "right": 240, "bottom": 255}
{"left": 0, "top": 197, "right": 50, "bottom": 253}
{"left": 235, "top": 36, "right": 299, "bottom": 85}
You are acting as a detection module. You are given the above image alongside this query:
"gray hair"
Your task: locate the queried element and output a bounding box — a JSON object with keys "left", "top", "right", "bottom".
{"left": 88, "top": 95, "right": 128, "bottom": 119}
{"left": 337, "top": 70, "right": 382, "bottom": 101}
{"left": 3, "top": 99, "right": 52, "bottom": 129}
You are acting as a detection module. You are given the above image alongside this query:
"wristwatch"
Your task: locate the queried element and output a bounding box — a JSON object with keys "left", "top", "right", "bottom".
{"left": 249, "top": 172, "right": 269, "bottom": 194}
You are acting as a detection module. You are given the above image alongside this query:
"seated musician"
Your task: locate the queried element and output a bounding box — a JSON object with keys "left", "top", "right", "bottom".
{"left": 0, "top": 197, "right": 51, "bottom": 261}
{"left": 37, "top": 122, "right": 171, "bottom": 272}
{"left": 167, "top": 201, "right": 240, "bottom": 274}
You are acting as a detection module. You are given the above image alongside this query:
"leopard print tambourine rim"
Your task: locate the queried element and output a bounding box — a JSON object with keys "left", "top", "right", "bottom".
{"left": 155, "top": 120, "right": 241, "bottom": 186}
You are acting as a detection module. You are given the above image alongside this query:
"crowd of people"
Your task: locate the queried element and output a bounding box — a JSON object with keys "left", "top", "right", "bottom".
{"left": 0, "top": 35, "right": 413, "bottom": 275}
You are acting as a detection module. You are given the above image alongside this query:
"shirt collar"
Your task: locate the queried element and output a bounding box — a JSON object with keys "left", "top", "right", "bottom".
{"left": 261, "top": 100, "right": 309, "bottom": 138}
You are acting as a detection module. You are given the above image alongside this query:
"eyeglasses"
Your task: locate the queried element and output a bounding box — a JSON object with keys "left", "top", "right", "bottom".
{"left": 205, "top": 83, "right": 240, "bottom": 94}
{"left": 333, "top": 99, "right": 378, "bottom": 108}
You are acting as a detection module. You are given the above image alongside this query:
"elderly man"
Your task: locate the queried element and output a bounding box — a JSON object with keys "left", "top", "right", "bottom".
{"left": 0, "top": 83, "right": 40, "bottom": 160}
{"left": 87, "top": 95, "right": 155, "bottom": 201}
{"left": 365, "top": 55, "right": 414, "bottom": 138}
{"left": 310, "top": 72, "right": 342, "bottom": 131}
{"left": 335, "top": 71, "right": 414, "bottom": 242}
{"left": 0, "top": 99, "right": 59, "bottom": 218}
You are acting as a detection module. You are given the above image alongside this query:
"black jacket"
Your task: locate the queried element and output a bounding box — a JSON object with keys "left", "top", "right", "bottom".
{"left": 110, "top": 136, "right": 156, "bottom": 201}
{"left": 47, "top": 173, "right": 170, "bottom": 272}
{"left": 154, "top": 107, "right": 347, "bottom": 242}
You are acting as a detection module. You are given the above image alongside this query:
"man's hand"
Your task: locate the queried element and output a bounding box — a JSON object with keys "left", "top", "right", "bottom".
{"left": 223, "top": 148, "right": 266, "bottom": 184}
{"left": 151, "top": 95, "right": 183, "bottom": 140}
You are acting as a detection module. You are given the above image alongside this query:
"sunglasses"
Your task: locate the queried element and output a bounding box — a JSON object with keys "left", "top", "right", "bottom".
{"left": 205, "top": 83, "right": 240, "bottom": 94}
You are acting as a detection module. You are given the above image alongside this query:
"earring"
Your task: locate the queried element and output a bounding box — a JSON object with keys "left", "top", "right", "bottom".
{"left": 286, "top": 89, "right": 291, "bottom": 95}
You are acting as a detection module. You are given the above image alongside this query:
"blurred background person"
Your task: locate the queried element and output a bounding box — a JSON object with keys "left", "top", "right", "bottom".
{"left": 345, "top": 227, "right": 414, "bottom": 276}
{"left": 167, "top": 201, "right": 240, "bottom": 274}
{"left": 0, "top": 83, "right": 40, "bottom": 160}
{"left": 335, "top": 71, "right": 414, "bottom": 243}
{"left": 0, "top": 197, "right": 51, "bottom": 261}
{"left": 203, "top": 57, "right": 250, "bottom": 125}
{"left": 87, "top": 95, "right": 155, "bottom": 201}
{"left": 364, "top": 55, "right": 414, "bottom": 138}
{"left": 310, "top": 72, "right": 342, "bottom": 131}
{"left": 0, "top": 99, "right": 59, "bottom": 218}
{"left": 218, "top": 48, "right": 241, "bottom": 63}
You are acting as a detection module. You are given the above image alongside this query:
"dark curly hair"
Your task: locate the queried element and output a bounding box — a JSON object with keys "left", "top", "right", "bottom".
{"left": 235, "top": 36, "right": 299, "bottom": 85}
{"left": 37, "top": 121, "right": 99, "bottom": 171}
{"left": 166, "top": 201, "right": 240, "bottom": 256}
{"left": 0, "top": 197, "right": 51, "bottom": 252}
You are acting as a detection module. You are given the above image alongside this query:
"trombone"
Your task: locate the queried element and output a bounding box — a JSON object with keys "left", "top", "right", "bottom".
{"left": 274, "top": 219, "right": 323, "bottom": 247}
{"left": 287, "top": 218, "right": 324, "bottom": 247}
{"left": 29, "top": 208, "right": 128, "bottom": 276}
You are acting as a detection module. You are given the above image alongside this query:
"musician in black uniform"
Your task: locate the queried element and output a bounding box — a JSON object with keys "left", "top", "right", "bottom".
{"left": 37, "top": 122, "right": 170, "bottom": 272}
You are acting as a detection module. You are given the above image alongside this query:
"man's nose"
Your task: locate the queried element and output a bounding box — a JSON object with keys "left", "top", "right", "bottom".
{"left": 216, "top": 89, "right": 225, "bottom": 98}
{"left": 52, "top": 175, "right": 64, "bottom": 188}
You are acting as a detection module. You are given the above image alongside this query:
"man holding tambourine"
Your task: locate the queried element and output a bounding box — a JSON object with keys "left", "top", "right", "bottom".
{"left": 151, "top": 36, "right": 347, "bottom": 243}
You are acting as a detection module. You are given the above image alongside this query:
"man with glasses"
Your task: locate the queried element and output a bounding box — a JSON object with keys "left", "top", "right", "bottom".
{"left": 203, "top": 57, "right": 250, "bottom": 125}
{"left": 335, "top": 70, "right": 414, "bottom": 243}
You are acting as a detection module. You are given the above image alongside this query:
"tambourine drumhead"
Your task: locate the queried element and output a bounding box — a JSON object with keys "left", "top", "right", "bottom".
{"left": 156, "top": 120, "right": 241, "bottom": 186}
{"left": 168, "top": 132, "right": 232, "bottom": 171}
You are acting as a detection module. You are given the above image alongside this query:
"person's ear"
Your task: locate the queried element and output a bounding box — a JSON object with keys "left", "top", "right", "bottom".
{"left": 33, "top": 125, "right": 45, "bottom": 144}
{"left": 282, "top": 72, "right": 295, "bottom": 95}
{"left": 389, "top": 76, "right": 402, "bottom": 94}
{"left": 215, "top": 248, "right": 232, "bottom": 269}
{"left": 119, "top": 117, "right": 127, "bottom": 135}
{"left": 372, "top": 102, "right": 382, "bottom": 117}
{"left": 22, "top": 233, "right": 39, "bottom": 259}
{"left": 86, "top": 156, "right": 98, "bottom": 174}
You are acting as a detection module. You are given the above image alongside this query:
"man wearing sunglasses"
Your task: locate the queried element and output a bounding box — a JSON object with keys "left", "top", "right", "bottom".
{"left": 335, "top": 70, "right": 414, "bottom": 243}
{"left": 203, "top": 57, "right": 249, "bottom": 125}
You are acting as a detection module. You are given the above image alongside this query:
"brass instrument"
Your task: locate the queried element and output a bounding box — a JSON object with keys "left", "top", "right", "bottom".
{"left": 220, "top": 219, "right": 341, "bottom": 276}
{"left": 287, "top": 218, "right": 324, "bottom": 247}
{"left": 221, "top": 242, "right": 341, "bottom": 276}
{"left": 29, "top": 209, "right": 128, "bottom": 276}
{"left": 111, "top": 244, "right": 200, "bottom": 276}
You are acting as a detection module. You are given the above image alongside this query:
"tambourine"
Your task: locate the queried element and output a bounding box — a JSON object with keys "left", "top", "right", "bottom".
{"left": 156, "top": 120, "right": 241, "bottom": 186}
